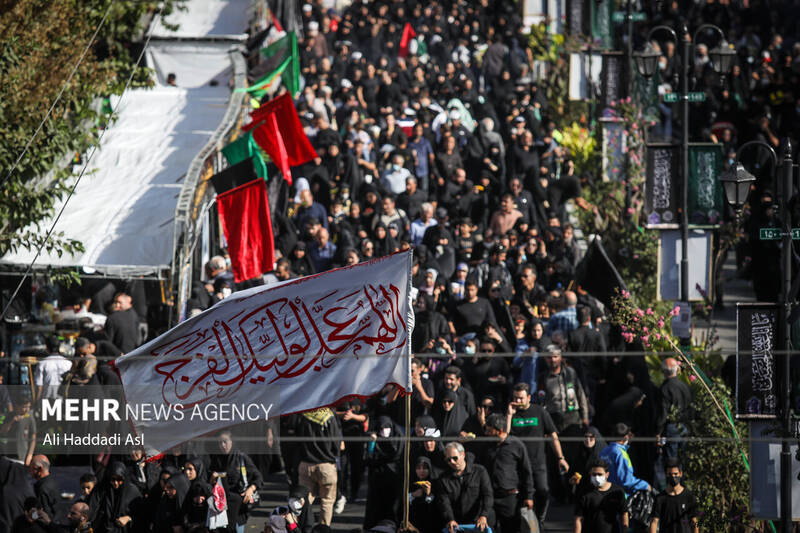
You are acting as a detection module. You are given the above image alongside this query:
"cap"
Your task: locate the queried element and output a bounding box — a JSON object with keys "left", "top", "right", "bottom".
{"left": 340, "top": 79, "right": 353, "bottom": 88}
{"left": 403, "top": 107, "right": 417, "bottom": 116}
{"left": 514, "top": 116, "right": 526, "bottom": 123}
{"left": 388, "top": 222, "right": 399, "bottom": 230}
{"left": 449, "top": 109, "right": 460, "bottom": 120}
{"left": 457, "top": 262, "right": 469, "bottom": 272}
{"left": 352, "top": 51, "right": 363, "bottom": 60}
{"left": 295, "top": 241, "right": 307, "bottom": 251}
{"left": 302, "top": 4, "right": 312, "bottom": 12}
{"left": 308, "top": 20, "right": 319, "bottom": 32}
{"left": 268, "top": 516, "right": 288, "bottom": 533}
{"left": 491, "top": 244, "right": 507, "bottom": 255}
{"left": 435, "top": 207, "right": 448, "bottom": 219}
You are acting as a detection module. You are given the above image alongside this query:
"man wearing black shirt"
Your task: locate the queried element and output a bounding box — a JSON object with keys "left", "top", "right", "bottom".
{"left": 451, "top": 281, "right": 497, "bottom": 337}
{"left": 507, "top": 383, "right": 569, "bottom": 520}
{"left": 656, "top": 358, "right": 692, "bottom": 459}
{"left": 574, "top": 459, "right": 628, "bottom": 533}
{"left": 650, "top": 459, "right": 698, "bottom": 533}
{"left": 483, "top": 414, "right": 534, "bottom": 533}
{"left": 104, "top": 292, "right": 139, "bottom": 353}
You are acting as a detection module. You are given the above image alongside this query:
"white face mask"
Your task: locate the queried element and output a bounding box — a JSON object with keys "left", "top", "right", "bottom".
{"left": 590, "top": 475, "right": 606, "bottom": 488}
{"left": 379, "top": 427, "right": 392, "bottom": 438}
{"left": 288, "top": 497, "right": 303, "bottom": 514}
{"left": 221, "top": 288, "right": 232, "bottom": 298}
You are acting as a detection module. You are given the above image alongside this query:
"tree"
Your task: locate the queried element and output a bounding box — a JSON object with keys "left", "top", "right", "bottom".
{"left": 0, "top": 0, "right": 183, "bottom": 259}
{"left": 683, "top": 379, "right": 750, "bottom": 532}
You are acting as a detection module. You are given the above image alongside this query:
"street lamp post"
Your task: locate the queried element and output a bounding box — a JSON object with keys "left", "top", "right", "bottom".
{"left": 720, "top": 140, "right": 793, "bottom": 533}
{"left": 634, "top": 24, "right": 735, "bottom": 306}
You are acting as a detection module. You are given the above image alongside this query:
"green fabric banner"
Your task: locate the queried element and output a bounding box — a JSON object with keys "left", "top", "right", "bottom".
{"left": 221, "top": 131, "right": 269, "bottom": 181}
{"left": 688, "top": 143, "right": 724, "bottom": 225}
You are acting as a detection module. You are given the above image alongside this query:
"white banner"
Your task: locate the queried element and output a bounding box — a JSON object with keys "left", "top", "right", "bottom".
{"left": 114, "top": 251, "right": 414, "bottom": 454}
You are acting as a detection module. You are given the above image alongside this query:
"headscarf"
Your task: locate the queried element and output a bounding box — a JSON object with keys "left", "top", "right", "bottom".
{"left": 433, "top": 390, "right": 468, "bottom": 437}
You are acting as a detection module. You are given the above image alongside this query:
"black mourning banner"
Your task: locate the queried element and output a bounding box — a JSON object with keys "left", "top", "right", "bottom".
{"left": 737, "top": 303, "right": 779, "bottom": 419}
{"left": 576, "top": 237, "right": 628, "bottom": 309}
{"left": 210, "top": 157, "right": 259, "bottom": 195}
{"left": 566, "top": 0, "right": 589, "bottom": 35}
{"left": 601, "top": 51, "right": 626, "bottom": 108}
{"left": 645, "top": 143, "right": 679, "bottom": 226}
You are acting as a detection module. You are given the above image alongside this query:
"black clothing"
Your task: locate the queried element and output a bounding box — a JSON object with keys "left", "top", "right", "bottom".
{"left": 294, "top": 409, "right": 342, "bottom": 464}
{"left": 482, "top": 436, "right": 534, "bottom": 501}
{"left": 33, "top": 476, "right": 61, "bottom": 524}
{"left": 364, "top": 416, "right": 404, "bottom": 529}
{"left": 452, "top": 297, "right": 496, "bottom": 336}
{"left": 89, "top": 462, "right": 142, "bottom": 533}
{"left": 0, "top": 457, "right": 34, "bottom": 533}
{"left": 152, "top": 473, "right": 189, "bottom": 533}
{"left": 433, "top": 393, "right": 469, "bottom": 437}
{"left": 434, "top": 461, "right": 495, "bottom": 527}
{"left": 575, "top": 484, "right": 627, "bottom": 533}
{"left": 656, "top": 378, "right": 692, "bottom": 435}
{"left": 652, "top": 489, "right": 698, "bottom": 533}
{"left": 208, "top": 449, "right": 263, "bottom": 527}
{"left": 104, "top": 308, "right": 139, "bottom": 353}
{"left": 509, "top": 404, "right": 557, "bottom": 469}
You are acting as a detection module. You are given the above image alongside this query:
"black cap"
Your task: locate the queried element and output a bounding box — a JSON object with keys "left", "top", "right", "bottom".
{"left": 491, "top": 244, "right": 507, "bottom": 255}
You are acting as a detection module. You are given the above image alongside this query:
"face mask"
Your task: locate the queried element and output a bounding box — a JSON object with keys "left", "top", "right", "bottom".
{"left": 666, "top": 475, "right": 682, "bottom": 487}
{"left": 392, "top": 164, "right": 401, "bottom": 171}
{"left": 464, "top": 345, "right": 476, "bottom": 355}
{"left": 590, "top": 475, "right": 605, "bottom": 488}
{"left": 288, "top": 497, "right": 303, "bottom": 514}
{"left": 221, "top": 288, "right": 232, "bottom": 298}
{"left": 379, "top": 427, "right": 392, "bottom": 438}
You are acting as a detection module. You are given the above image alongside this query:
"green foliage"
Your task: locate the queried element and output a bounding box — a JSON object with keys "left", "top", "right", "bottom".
{"left": 0, "top": 0, "right": 183, "bottom": 258}
{"left": 526, "top": 22, "right": 590, "bottom": 124}
{"left": 683, "top": 379, "right": 750, "bottom": 532}
{"left": 559, "top": 123, "right": 598, "bottom": 179}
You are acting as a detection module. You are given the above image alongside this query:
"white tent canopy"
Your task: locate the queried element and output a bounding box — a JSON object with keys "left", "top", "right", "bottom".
{"left": 1, "top": 1, "right": 250, "bottom": 277}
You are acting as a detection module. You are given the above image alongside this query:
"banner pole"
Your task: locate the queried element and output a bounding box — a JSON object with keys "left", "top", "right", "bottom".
{"left": 403, "top": 387, "right": 411, "bottom": 530}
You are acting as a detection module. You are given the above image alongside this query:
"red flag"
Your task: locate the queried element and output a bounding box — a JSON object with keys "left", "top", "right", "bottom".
{"left": 399, "top": 23, "right": 416, "bottom": 58}
{"left": 243, "top": 93, "right": 317, "bottom": 185}
{"left": 216, "top": 179, "right": 274, "bottom": 283}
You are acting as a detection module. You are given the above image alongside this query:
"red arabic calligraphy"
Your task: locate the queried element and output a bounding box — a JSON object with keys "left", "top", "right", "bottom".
{"left": 146, "top": 282, "right": 407, "bottom": 407}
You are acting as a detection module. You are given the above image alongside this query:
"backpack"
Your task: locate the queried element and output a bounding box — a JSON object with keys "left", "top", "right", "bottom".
{"left": 626, "top": 489, "right": 655, "bottom": 525}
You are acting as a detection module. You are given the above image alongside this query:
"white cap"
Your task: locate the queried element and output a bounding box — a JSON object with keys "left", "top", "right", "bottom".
{"left": 308, "top": 20, "right": 319, "bottom": 32}
{"left": 449, "top": 109, "right": 460, "bottom": 120}
{"left": 352, "top": 51, "right": 363, "bottom": 60}
{"left": 341, "top": 78, "right": 353, "bottom": 88}
{"left": 303, "top": 4, "right": 313, "bottom": 12}
{"left": 293, "top": 177, "right": 310, "bottom": 204}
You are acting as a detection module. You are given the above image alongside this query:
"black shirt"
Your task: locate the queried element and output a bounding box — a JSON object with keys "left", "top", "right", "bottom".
{"left": 482, "top": 436, "right": 534, "bottom": 500}
{"left": 509, "top": 404, "right": 557, "bottom": 469}
{"left": 453, "top": 297, "right": 496, "bottom": 336}
{"left": 575, "top": 484, "right": 627, "bottom": 533}
{"left": 652, "top": 489, "right": 698, "bottom": 533}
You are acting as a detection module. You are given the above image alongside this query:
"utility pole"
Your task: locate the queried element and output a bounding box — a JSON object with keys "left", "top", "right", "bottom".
{"left": 679, "top": 24, "right": 691, "bottom": 304}
{"left": 780, "top": 140, "right": 793, "bottom": 533}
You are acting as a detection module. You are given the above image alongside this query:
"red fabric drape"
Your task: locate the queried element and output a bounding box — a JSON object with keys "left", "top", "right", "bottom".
{"left": 399, "top": 23, "right": 416, "bottom": 58}
{"left": 243, "top": 93, "right": 317, "bottom": 185}
{"left": 216, "top": 179, "right": 275, "bottom": 283}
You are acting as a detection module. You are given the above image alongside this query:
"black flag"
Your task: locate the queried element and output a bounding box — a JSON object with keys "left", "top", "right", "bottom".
{"left": 210, "top": 158, "right": 259, "bottom": 195}
{"left": 575, "top": 237, "right": 628, "bottom": 308}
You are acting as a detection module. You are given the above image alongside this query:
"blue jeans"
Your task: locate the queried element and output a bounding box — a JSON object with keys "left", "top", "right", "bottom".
{"left": 236, "top": 524, "right": 244, "bottom": 533}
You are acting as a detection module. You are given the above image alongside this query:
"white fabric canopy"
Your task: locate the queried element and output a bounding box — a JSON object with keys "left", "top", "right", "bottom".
{"left": 1, "top": 7, "right": 245, "bottom": 275}
{"left": 150, "top": 0, "right": 250, "bottom": 40}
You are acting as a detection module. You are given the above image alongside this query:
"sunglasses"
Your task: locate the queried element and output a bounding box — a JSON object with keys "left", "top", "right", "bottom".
{"left": 446, "top": 456, "right": 460, "bottom": 462}
{"left": 479, "top": 404, "right": 494, "bottom": 409}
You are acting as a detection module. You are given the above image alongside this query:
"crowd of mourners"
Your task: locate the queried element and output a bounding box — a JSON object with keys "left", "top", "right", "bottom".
{"left": 6, "top": 0, "right": 800, "bottom": 531}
